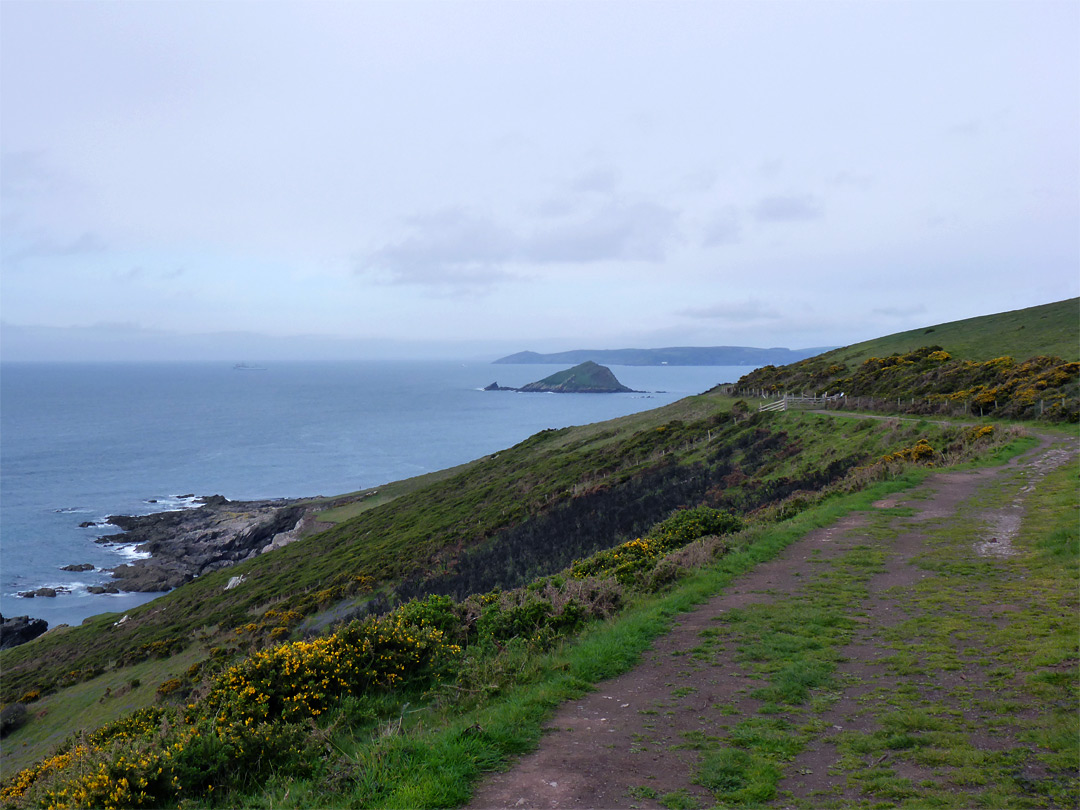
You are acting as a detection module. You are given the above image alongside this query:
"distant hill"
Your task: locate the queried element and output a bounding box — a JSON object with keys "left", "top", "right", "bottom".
{"left": 494, "top": 346, "right": 835, "bottom": 366}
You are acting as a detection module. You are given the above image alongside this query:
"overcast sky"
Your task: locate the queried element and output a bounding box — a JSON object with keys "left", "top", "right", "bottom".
{"left": 2, "top": 0, "right": 1077, "bottom": 360}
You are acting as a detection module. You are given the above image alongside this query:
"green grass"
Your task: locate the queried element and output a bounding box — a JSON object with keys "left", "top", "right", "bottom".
{"left": 1, "top": 645, "right": 207, "bottom": 774}
{"left": 826, "top": 443, "right": 1080, "bottom": 808}
{"left": 824, "top": 298, "right": 1079, "bottom": 366}
{"left": 729, "top": 300, "right": 1079, "bottom": 423}
{"left": 310, "top": 461, "right": 479, "bottom": 523}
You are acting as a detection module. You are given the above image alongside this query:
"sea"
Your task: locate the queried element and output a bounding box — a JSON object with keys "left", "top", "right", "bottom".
{"left": 1, "top": 361, "right": 749, "bottom": 629}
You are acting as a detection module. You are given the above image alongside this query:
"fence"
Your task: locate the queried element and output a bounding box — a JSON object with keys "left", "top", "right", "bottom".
{"left": 758, "top": 394, "right": 844, "bottom": 412}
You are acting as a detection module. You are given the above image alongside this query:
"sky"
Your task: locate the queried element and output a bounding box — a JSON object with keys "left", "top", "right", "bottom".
{"left": 1, "top": 0, "right": 1077, "bottom": 361}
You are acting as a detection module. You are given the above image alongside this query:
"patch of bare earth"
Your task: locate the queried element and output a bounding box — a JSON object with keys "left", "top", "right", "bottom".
{"left": 467, "top": 434, "right": 1077, "bottom": 809}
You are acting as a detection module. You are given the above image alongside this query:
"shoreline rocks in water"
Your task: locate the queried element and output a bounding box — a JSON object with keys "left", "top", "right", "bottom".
{"left": 16, "top": 587, "right": 66, "bottom": 598}
{"left": 94, "top": 496, "right": 311, "bottom": 592}
{"left": 61, "top": 563, "right": 95, "bottom": 572}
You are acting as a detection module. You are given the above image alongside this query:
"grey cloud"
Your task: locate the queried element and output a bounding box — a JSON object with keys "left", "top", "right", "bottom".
{"left": 113, "top": 265, "right": 186, "bottom": 283}
{"left": 529, "top": 197, "right": 579, "bottom": 219}
{"left": 113, "top": 266, "right": 144, "bottom": 282}
{"left": 679, "top": 168, "right": 718, "bottom": 193}
{"left": 828, "top": 171, "right": 874, "bottom": 190}
{"left": 363, "top": 208, "right": 518, "bottom": 291}
{"left": 948, "top": 119, "right": 981, "bottom": 136}
{"left": 361, "top": 200, "right": 681, "bottom": 290}
{"left": 703, "top": 207, "right": 742, "bottom": 246}
{"left": 524, "top": 201, "right": 679, "bottom": 263}
{"left": 872, "top": 304, "right": 927, "bottom": 318}
{"left": 570, "top": 166, "right": 621, "bottom": 194}
{"left": 752, "top": 195, "right": 823, "bottom": 222}
{"left": 679, "top": 299, "right": 781, "bottom": 322}
{"left": 757, "top": 159, "right": 784, "bottom": 179}
{"left": 3, "top": 232, "right": 107, "bottom": 267}
{"left": 0, "top": 150, "right": 63, "bottom": 199}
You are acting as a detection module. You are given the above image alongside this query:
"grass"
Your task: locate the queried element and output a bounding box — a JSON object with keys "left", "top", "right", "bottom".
{"left": 310, "top": 461, "right": 479, "bottom": 524}
{"left": 569, "top": 431, "right": 1079, "bottom": 810}
{"left": 823, "top": 298, "right": 1079, "bottom": 366}
{"left": 823, "top": 438, "right": 1079, "bottom": 808}
{"left": 683, "top": 531, "right": 896, "bottom": 805}
{"left": 1, "top": 645, "right": 207, "bottom": 774}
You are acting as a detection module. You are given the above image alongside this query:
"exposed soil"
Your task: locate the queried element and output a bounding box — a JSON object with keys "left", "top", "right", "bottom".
{"left": 467, "top": 431, "right": 1077, "bottom": 809}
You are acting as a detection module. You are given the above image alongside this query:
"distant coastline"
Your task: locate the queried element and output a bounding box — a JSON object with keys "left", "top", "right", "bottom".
{"left": 494, "top": 346, "right": 835, "bottom": 366}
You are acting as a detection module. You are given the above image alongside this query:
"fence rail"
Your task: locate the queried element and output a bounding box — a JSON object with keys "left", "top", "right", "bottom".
{"left": 758, "top": 394, "right": 843, "bottom": 412}
{"left": 711, "top": 384, "right": 1073, "bottom": 421}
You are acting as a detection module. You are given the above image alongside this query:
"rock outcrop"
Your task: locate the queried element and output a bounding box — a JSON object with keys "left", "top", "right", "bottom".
{"left": 0, "top": 614, "right": 48, "bottom": 649}
{"left": 100, "top": 497, "right": 309, "bottom": 592}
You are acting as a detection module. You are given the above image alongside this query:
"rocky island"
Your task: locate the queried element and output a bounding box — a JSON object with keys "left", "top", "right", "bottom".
{"left": 485, "top": 361, "right": 638, "bottom": 394}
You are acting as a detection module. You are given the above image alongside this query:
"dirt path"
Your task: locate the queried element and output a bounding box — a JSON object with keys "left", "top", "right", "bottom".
{"left": 468, "top": 432, "right": 1077, "bottom": 809}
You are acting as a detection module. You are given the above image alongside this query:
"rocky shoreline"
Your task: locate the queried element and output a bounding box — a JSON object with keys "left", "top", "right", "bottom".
{"left": 4, "top": 495, "right": 327, "bottom": 648}
{"left": 91, "top": 495, "right": 313, "bottom": 592}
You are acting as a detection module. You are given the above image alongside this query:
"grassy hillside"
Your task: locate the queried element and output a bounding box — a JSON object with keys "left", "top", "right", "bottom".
{"left": 731, "top": 300, "right": 1079, "bottom": 422}
{"left": 1, "top": 299, "right": 1075, "bottom": 806}
{"left": 822, "top": 298, "right": 1078, "bottom": 366}
{"left": 0, "top": 421, "right": 1041, "bottom": 808}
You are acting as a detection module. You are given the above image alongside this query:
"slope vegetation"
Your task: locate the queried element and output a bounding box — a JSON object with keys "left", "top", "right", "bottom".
{"left": 1, "top": 300, "right": 1075, "bottom": 808}
{"left": 821, "top": 298, "right": 1078, "bottom": 366}
{"left": 731, "top": 300, "right": 1079, "bottom": 422}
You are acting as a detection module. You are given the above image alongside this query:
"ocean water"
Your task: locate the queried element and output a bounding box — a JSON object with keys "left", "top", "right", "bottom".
{"left": 1, "top": 361, "right": 747, "bottom": 629}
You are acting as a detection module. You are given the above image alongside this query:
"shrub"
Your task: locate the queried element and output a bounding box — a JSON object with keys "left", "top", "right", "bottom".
{"left": 0, "top": 702, "right": 28, "bottom": 738}
{"left": 882, "top": 439, "right": 937, "bottom": 464}
{"left": 155, "top": 678, "right": 183, "bottom": 699}
{"left": 650, "top": 506, "right": 743, "bottom": 549}
{"left": 394, "top": 594, "right": 465, "bottom": 641}
{"left": 87, "top": 707, "right": 171, "bottom": 747}
{"left": 202, "top": 615, "right": 461, "bottom": 725}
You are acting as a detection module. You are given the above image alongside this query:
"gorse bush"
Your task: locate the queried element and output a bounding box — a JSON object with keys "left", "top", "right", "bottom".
{"left": 651, "top": 505, "right": 744, "bottom": 547}
{"left": 570, "top": 506, "right": 743, "bottom": 585}
{"left": 880, "top": 439, "right": 937, "bottom": 465}
{"left": 203, "top": 615, "right": 462, "bottom": 726}
{"left": 0, "top": 614, "right": 459, "bottom": 808}
{"left": 736, "top": 347, "right": 1079, "bottom": 421}
{"left": 570, "top": 537, "right": 670, "bottom": 585}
